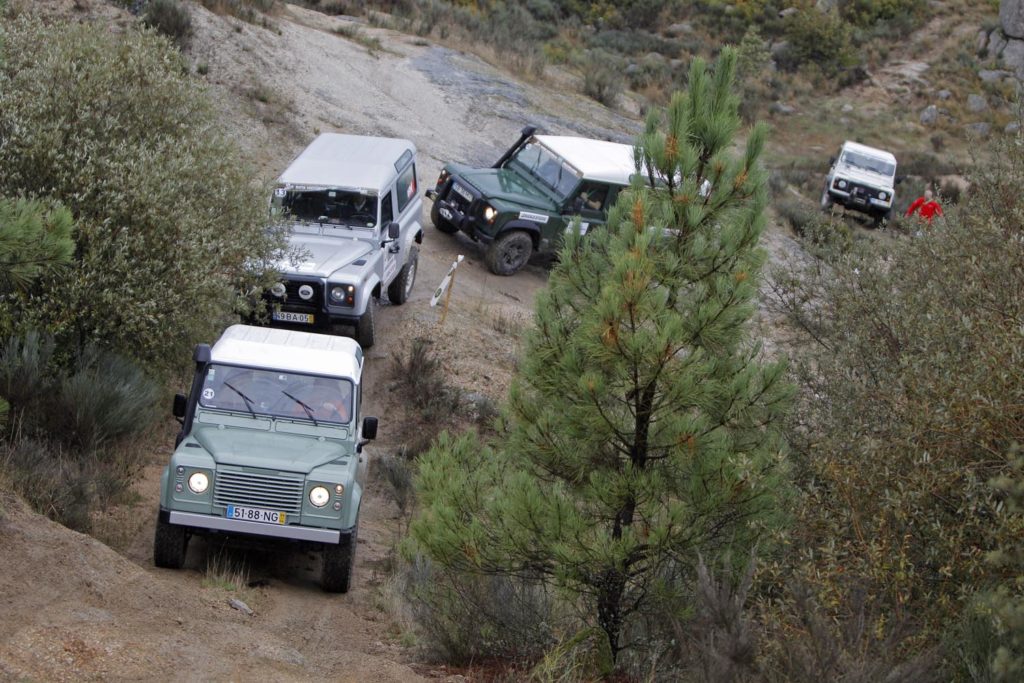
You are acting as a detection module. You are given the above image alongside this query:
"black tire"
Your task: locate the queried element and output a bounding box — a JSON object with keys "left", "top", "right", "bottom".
{"left": 430, "top": 202, "right": 458, "bottom": 234}
{"left": 321, "top": 519, "right": 358, "bottom": 593}
{"left": 873, "top": 209, "right": 892, "bottom": 228}
{"left": 387, "top": 246, "right": 418, "bottom": 305}
{"left": 356, "top": 296, "right": 376, "bottom": 349}
{"left": 485, "top": 230, "right": 533, "bottom": 276}
{"left": 153, "top": 515, "right": 188, "bottom": 569}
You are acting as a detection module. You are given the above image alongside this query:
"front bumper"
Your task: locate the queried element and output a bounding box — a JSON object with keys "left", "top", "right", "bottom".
{"left": 166, "top": 509, "right": 344, "bottom": 544}
{"left": 428, "top": 188, "right": 494, "bottom": 245}
{"left": 828, "top": 188, "right": 892, "bottom": 212}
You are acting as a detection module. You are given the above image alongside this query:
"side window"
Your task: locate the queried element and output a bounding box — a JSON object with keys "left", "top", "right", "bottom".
{"left": 395, "top": 163, "right": 417, "bottom": 214}
{"left": 572, "top": 182, "right": 611, "bottom": 216}
{"left": 381, "top": 191, "right": 394, "bottom": 226}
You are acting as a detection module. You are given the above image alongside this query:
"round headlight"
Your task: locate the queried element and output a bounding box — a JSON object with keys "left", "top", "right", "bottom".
{"left": 837, "top": 179, "right": 847, "bottom": 189}
{"left": 188, "top": 472, "right": 209, "bottom": 494}
{"left": 483, "top": 206, "right": 497, "bottom": 222}
{"left": 270, "top": 282, "right": 286, "bottom": 298}
{"left": 309, "top": 486, "right": 330, "bottom": 507}
{"left": 330, "top": 286, "right": 345, "bottom": 301}
{"left": 878, "top": 191, "right": 888, "bottom": 201}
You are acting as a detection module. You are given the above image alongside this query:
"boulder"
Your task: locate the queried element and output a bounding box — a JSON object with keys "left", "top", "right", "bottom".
{"left": 979, "top": 28, "right": 991, "bottom": 54}
{"left": 1006, "top": 121, "right": 1021, "bottom": 134}
{"left": 1002, "top": 37, "right": 1024, "bottom": 77}
{"left": 815, "top": 0, "right": 839, "bottom": 10}
{"left": 967, "top": 93, "right": 989, "bottom": 112}
{"left": 1002, "top": 0, "right": 1024, "bottom": 40}
{"left": 779, "top": 7, "right": 798, "bottom": 18}
{"left": 991, "top": 30, "right": 1010, "bottom": 57}
{"left": 841, "top": 103, "right": 854, "bottom": 113}
{"left": 937, "top": 89, "right": 953, "bottom": 100}
{"left": 770, "top": 102, "right": 797, "bottom": 115}
{"left": 965, "top": 122, "right": 992, "bottom": 137}
{"left": 770, "top": 41, "right": 790, "bottom": 58}
{"left": 664, "top": 22, "right": 694, "bottom": 37}
{"left": 920, "top": 104, "right": 939, "bottom": 125}
{"left": 979, "top": 69, "right": 1013, "bottom": 82}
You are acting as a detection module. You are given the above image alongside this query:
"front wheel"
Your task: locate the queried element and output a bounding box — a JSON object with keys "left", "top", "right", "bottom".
{"left": 387, "top": 246, "right": 418, "bottom": 305}
{"left": 356, "top": 296, "right": 376, "bottom": 349}
{"left": 321, "top": 519, "right": 358, "bottom": 593}
{"left": 485, "top": 230, "right": 533, "bottom": 276}
{"left": 153, "top": 515, "right": 189, "bottom": 569}
{"left": 820, "top": 188, "right": 834, "bottom": 211}
{"left": 431, "top": 202, "right": 458, "bottom": 234}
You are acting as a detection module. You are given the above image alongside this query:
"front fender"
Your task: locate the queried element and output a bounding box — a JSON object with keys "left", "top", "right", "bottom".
{"left": 497, "top": 220, "right": 543, "bottom": 246}
{"left": 159, "top": 466, "right": 170, "bottom": 508}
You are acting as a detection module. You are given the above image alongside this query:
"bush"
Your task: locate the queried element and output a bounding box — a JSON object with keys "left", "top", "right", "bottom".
{"left": 768, "top": 131, "right": 1024, "bottom": 646}
{"left": 578, "top": 49, "right": 623, "bottom": 106}
{"left": 781, "top": 9, "right": 861, "bottom": 81}
{"left": 143, "top": 0, "right": 193, "bottom": 46}
{"left": 1, "top": 439, "right": 94, "bottom": 531}
{"left": 0, "top": 15, "right": 285, "bottom": 375}
{"left": 390, "top": 337, "right": 459, "bottom": 421}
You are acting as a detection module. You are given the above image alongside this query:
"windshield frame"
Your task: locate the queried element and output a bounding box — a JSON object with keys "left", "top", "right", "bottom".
{"left": 196, "top": 363, "right": 356, "bottom": 426}
{"left": 506, "top": 141, "right": 583, "bottom": 201}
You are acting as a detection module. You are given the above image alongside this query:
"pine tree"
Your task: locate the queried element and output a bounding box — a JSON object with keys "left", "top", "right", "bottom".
{"left": 0, "top": 197, "right": 74, "bottom": 295}
{"left": 410, "top": 48, "right": 790, "bottom": 665}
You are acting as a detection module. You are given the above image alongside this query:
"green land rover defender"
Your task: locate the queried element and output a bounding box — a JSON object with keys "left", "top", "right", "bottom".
{"left": 426, "top": 126, "right": 636, "bottom": 275}
{"left": 154, "top": 324, "right": 376, "bottom": 593}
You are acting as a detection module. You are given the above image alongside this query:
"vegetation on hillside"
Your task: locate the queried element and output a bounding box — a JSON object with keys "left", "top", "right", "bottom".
{"left": 0, "top": 9, "right": 283, "bottom": 530}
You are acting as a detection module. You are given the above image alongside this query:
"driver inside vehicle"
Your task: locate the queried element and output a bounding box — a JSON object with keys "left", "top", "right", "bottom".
{"left": 343, "top": 194, "right": 375, "bottom": 225}
{"left": 286, "top": 376, "right": 352, "bottom": 423}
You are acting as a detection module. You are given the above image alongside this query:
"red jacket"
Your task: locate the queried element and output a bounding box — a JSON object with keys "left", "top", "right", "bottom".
{"left": 905, "top": 196, "right": 943, "bottom": 222}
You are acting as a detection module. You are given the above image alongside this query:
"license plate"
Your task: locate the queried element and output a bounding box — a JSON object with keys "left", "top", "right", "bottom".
{"left": 226, "top": 505, "right": 286, "bottom": 525}
{"left": 452, "top": 183, "right": 472, "bottom": 202}
{"left": 272, "top": 311, "right": 314, "bottom": 324}
{"left": 439, "top": 207, "right": 453, "bottom": 220}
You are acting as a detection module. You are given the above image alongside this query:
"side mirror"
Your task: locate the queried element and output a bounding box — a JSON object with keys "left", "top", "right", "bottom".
{"left": 193, "top": 343, "right": 211, "bottom": 364}
{"left": 357, "top": 416, "right": 378, "bottom": 453}
{"left": 895, "top": 175, "right": 905, "bottom": 185}
{"left": 172, "top": 393, "right": 187, "bottom": 420}
{"left": 387, "top": 222, "right": 400, "bottom": 240}
{"left": 362, "top": 416, "right": 378, "bottom": 440}
{"left": 828, "top": 156, "right": 836, "bottom": 166}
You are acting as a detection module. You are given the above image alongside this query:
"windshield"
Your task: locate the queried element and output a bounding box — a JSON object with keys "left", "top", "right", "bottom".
{"left": 198, "top": 364, "right": 354, "bottom": 425}
{"left": 273, "top": 188, "right": 378, "bottom": 228}
{"left": 507, "top": 141, "right": 582, "bottom": 200}
{"left": 840, "top": 151, "right": 896, "bottom": 178}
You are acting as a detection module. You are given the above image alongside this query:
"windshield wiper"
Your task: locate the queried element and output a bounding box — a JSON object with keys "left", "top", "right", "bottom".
{"left": 223, "top": 381, "right": 256, "bottom": 417}
{"left": 281, "top": 390, "right": 319, "bottom": 426}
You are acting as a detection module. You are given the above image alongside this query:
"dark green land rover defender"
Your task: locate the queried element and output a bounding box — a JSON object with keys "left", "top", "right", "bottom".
{"left": 426, "top": 127, "right": 636, "bottom": 275}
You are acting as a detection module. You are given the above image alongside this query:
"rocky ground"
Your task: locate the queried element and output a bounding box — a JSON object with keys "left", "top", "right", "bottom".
{"left": 0, "top": 0, "right": 1005, "bottom": 680}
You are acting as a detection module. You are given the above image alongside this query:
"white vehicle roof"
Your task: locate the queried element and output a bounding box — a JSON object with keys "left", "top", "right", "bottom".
{"left": 277, "top": 133, "right": 416, "bottom": 194}
{"left": 211, "top": 325, "right": 363, "bottom": 382}
{"left": 535, "top": 135, "right": 636, "bottom": 186}
{"left": 841, "top": 140, "right": 897, "bottom": 164}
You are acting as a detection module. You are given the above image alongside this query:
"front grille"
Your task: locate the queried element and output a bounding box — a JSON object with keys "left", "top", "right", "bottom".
{"left": 214, "top": 470, "right": 304, "bottom": 514}
{"left": 283, "top": 280, "right": 323, "bottom": 310}
{"left": 835, "top": 179, "right": 885, "bottom": 198}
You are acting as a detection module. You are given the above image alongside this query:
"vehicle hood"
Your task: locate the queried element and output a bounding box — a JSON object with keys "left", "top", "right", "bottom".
{"left": 834, "top": 164, "right": 895, "bottom": 191}
{"left": 452, "top": 165, "right": 559, "bottom": 212}
{"left": 280, "top": 233, "right": 374, "bottom": 278}
{"left": 192, "top": 426, "right": 351, "bottom": 475}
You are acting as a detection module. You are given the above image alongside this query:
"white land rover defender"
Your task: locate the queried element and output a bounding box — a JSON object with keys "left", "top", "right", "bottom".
{"left": 821, "top": 141, "right": 898, "bottom": 225}
{"left": 264, "top": 134, "right": 422, "bottom": 348}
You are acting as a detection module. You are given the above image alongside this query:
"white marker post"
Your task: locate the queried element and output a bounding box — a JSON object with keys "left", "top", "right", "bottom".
{"left": 430, "top": 255, "right": 464, "bottom": 326}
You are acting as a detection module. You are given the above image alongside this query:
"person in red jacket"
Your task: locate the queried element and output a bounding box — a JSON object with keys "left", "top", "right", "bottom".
{"left": 905, "top": 189, "right": 943, "bottom": 223}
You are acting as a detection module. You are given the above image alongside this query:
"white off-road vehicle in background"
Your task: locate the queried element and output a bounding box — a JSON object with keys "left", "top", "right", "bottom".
{"left": 263, "top": 134, "right": 422, "bottom": 348}
{"left": 821, "top": 141, "right": 898, "bottom": 225}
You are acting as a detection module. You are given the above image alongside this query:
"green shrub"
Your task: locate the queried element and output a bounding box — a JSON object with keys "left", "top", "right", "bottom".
{"left": 0, "top": 15, "right": 285, "bottom": 375}
{"left": 781, "top": 9, "right": 861, "bottom": 81}
{"left": 1, "top": 439, "right": 94, "bottom": 532}
{"left": 578, "top": 49, "right": 623, "bottom": 106}
{"left": 143, "top": 0, "right": 193, "bottom": 47}
{"left": 47, "top": 344, "right": 161, "bottom": 450}
{"left": 390, "top": 337, "right": 459, "bottom": 421}
{"left": 840, "top": 0, "right": 924, "bottom": 28}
